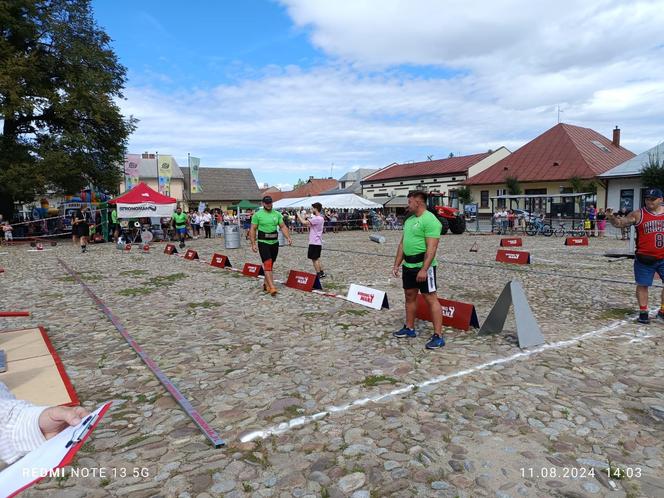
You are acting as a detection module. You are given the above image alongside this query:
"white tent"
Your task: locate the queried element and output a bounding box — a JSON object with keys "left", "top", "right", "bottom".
{"left": 273, "top": 193, "right": 382, "bottom": 210}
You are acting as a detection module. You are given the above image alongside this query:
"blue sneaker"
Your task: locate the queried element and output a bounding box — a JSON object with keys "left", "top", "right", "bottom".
{"left": 425, "top": 334, "right": 445, "bottom": 349}
{"left": 638, "top": 311, "right": 650, "bottom": 324}
{"left": 394, "top": 325, "right": 417, "bottom": 338}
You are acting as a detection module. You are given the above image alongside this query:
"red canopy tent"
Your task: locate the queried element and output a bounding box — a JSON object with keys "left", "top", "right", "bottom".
{"left": 109, "top": 183, "right": 177, "bottom": 218}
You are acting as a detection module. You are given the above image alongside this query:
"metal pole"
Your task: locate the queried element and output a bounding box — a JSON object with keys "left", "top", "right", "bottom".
{"left": 155, "top": 151, "right": 159, "bottom": 193}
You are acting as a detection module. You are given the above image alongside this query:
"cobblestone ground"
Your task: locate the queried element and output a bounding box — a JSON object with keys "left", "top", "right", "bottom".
{"left": 1, "top": 230, "right": 662, "bottom": 498}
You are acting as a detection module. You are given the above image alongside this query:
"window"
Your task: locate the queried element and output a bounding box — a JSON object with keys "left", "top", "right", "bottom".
{"left": 525, "top": 188, "right": 547, "bottom": 212}
{"left": 480, "top": 190, "right": 489, "bottom": 208}
{"left": 619, "top": 189, "right": 634, "bottom": 210}
{"left": 496, "top": 188, "right": 506, "bottom": 208}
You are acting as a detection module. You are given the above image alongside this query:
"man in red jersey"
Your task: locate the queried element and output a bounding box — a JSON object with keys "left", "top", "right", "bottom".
{"left": 607, "top": 188, "right": 664, "bottom": 324}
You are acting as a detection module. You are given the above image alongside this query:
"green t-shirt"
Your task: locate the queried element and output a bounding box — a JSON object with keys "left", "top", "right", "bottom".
{"left": 402, "top": 210, "right": 441, "bottom": 268}
{"left": 111, "top": 209, "right": 118, "bottom": 223}
{"left": 172, "top": 212, "right": 188, "bottom": 227}
{"left": 251, "top": 208, "right": 283, "bottom": 244}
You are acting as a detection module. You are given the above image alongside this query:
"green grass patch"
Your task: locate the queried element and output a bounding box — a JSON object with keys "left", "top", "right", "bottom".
{"left": 147, "top": 272, "right": 187, "bottom": 287}
{"left": 187, "top": 300, "right": 220, "bottom": 309}
{"left": 122, "top": 435, "right": 150, "bottom": 448}
{"left": 120, "top": 269, "right": 149, "bottom": 277}
{"left": 339, "top": 308, "right": 370, "bottom": 316}
{"left": 599, "top": 308, "right": 634, "bottom": 320}
{"left": 118, "top": 287, "right": 152, "bottom": 297}
{"left": 362, "top": 375, "right": 398, "bottom": 387}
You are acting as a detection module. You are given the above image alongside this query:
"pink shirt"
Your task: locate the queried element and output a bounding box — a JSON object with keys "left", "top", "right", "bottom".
{"left": 309, "top": 215, "right": 324, "bottom": 245}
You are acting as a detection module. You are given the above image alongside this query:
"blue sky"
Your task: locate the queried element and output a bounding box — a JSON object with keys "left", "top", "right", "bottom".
{"left": 92, "top": 0, "right": 664, "bottom": 190}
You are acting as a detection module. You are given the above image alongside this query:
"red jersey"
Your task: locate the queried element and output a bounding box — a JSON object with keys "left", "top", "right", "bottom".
{"left": 636, "top": 208, "right": 664, "bottom": 258}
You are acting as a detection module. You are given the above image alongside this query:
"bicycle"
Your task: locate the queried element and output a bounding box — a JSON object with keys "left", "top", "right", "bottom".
{"left": 553, "top": 222, "right": 586, "bottom": 237}
{"left": 525, "top": 218, "right": 553, "bottom": 236}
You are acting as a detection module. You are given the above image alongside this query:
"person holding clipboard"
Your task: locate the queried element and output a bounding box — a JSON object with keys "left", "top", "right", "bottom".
{"left": 71, "top": 205, "right": 91, "bottom": 253}
{"left": 0, "top": 382, "right": 89, "bottom": 464}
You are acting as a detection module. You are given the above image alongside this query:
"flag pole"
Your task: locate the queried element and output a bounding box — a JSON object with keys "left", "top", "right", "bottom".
{"left": 155, "top": 151, "right": 159, "bottom": 193}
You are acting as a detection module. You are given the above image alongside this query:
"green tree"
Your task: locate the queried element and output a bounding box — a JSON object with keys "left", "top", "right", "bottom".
{"left": 293, "top": 178, "right": 306, "bottom": 189}
{"left": 456, "top": 186, "right": 473, "bottom": 205}
{"left": 640, "top": 151, "right": 664, "bottom": 191}
{"left": 0, "top": 0, "right": 136, "bottom": 217}
{"left": 505, "top": 176, "right": 522, "bottom": 195}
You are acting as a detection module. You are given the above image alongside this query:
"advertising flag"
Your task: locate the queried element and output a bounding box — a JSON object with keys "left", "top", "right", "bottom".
{"left": 158, "top": 155, "right": 173, "bottom": 196}
{"left": 124, "top": 154, "right": 140, "bottom": 191}
{"left": 190, "top": 156, "right": 201, "bottom": 193}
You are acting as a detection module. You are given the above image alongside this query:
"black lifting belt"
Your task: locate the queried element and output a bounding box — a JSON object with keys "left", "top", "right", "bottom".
{"left": 257, "top": 230, "right": 278, "bottom": 240}
{"left": 404, "top": 252, "right": 425, "bottom": 264}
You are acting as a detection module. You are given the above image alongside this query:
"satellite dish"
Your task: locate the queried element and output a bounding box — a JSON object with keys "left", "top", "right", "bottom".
{"left": 141, "top": 230, "right": 153, "bottom": 244}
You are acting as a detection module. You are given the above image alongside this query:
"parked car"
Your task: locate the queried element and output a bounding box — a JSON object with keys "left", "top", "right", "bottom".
{"left": 511, "top": 208, "right": 538, "bottom": 222}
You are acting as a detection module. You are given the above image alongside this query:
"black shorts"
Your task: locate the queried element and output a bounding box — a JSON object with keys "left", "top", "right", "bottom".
{"left": 307, "top": 244, "right": 322, "bottom": 260}
{"left": 74, "top": 224, "right": 90, "bottom": 238}
{"left": 258, "top": 242, "right": 279, "bottom": 263}
{"left": 402, "top": 265, "right": 437, "bottom": 294}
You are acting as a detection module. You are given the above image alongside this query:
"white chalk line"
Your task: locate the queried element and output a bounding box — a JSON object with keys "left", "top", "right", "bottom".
{"left": 240, "top": 318, "right": 632, "bottom": 442}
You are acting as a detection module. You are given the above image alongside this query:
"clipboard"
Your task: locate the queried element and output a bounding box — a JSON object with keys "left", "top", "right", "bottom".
{"left": 0, "top": 401, "right": 112, "bottom": 497}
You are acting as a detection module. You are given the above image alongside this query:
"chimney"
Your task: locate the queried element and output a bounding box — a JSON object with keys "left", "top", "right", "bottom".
{"left": 612, "top": 126, "right": 620, "bottom": 147}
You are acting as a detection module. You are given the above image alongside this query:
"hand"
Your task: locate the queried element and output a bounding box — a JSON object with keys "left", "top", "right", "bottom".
{"left": 392, "top": 265, "right": 400, "bottom": 277}
{"left": 287, "top": 238, "right": 292, "bottom": 246}
{"left": 251, "top": 243, "right": 258, "bottom": 253}
{"left": 39, "top": 405, "right": 90, "bottom": 440}
{"left": 416, "top": 268, "right": 427, "bottom": 282}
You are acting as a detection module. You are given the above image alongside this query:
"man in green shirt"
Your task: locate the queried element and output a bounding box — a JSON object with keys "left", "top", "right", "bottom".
{"left": 250, "top": 196, "right": 292, "bottom": 296}
{"left": 392, "top": 191, "right": 445, "bottom": 349}
{"left": 171, "top": 207, "right": 188, "bottom": 248}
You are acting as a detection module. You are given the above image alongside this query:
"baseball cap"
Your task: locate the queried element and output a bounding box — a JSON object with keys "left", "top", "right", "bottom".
{"left": 262, "top": 195, "right": 273, "bottom": 203}
{"left": 644, "top": 188, "right": 663, "bottom": 199}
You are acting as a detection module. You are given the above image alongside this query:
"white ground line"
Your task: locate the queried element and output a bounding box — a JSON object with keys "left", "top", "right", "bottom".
{"left": 240, "top": 319, "right": 630, "bottom": 443}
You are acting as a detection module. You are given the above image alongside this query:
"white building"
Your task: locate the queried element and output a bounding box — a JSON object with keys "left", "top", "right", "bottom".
{"left": 600, "top": 141, "right": 664, "bottom": 211}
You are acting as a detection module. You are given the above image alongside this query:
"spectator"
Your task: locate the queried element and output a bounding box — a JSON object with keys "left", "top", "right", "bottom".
{"left": 0, "top": 382, "right": 89, "bottom": 464}
{"left": 596, "top": 208, "right": 607, "bottom": 237}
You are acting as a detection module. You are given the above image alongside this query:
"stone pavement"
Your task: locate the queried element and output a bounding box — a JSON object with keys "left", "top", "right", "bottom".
{"left": 0, "top": 231, "right": 662, "bottom": 497}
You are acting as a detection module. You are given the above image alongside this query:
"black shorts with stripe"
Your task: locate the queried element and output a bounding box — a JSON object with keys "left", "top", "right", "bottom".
{"left": 258, "top": 242, "right": 279, "bottom": 263}
{"left": 402, "top": 265, "right": 437, "bottom": 294}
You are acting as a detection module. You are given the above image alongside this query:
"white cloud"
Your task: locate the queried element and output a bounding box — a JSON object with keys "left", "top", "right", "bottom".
{"left": 119, "top": 0, "right": 664, "bottom": 186}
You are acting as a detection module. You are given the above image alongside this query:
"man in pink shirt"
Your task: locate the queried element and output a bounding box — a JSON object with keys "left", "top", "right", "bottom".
{"left": 297, "top": 202, "right": 326, "bottom": 278}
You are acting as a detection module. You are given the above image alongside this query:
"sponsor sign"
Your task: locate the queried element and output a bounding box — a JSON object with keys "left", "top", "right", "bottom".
{"left": 210, "top": 253, "right": 232, "bottom": 269}
{"left": 164, "top": 244, "right": 177, "bottom": 255}
{"left": 285, "top": 270, "right": 322, "bottom": 292}
{"left": 565, "top": 237, "right": 589, "bottom": 246}
{"left": 346, "top": 284, "right": 389, "bottom": 310}
{"left": 496, "top": 249, "right": 530, "bottom": 264}
{"left": 416, "top": 295, "right": 480, "bottom": 331}
{"left": 184, "top": 249, "right": 199, "bottom": 260}
{"left": 242, "top": 263, "right": 264, "bottom": 277}
{"left": 500, "top": 238, "right": 522, "bottom": 247}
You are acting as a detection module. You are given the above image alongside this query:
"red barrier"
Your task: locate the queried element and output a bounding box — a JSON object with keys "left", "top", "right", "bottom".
{"left": 0, "top": 311, "right": 30, "bottom": 317}
{"left": 125, "top": 244, "right": 132, "bottom": 251}
{"left": 500, "top": 238, "right": 522, "bottom": 247}
{"left": 496, "top": 249, "right": 530, "bottom": 264}
{"left": 285, "top": 270, "right": 322, "bottom": 292}
{"left": 242, "top": 263, "right": 264, "bottom": 277}
{"left": 143, "top": 244, "right": 150, "bottom": 252}
{"left": 164, "top": 244, "right": 177, "bottom": 255}
{"left": 415, "top": 295, "right": 480, "bottom": 331}
{"left": 565, "top": 237, "right": 589, "bottom": 246}
{"left": 211, "top": 253, "right": 232, "bottom": 269}
{"left": 184, "top": 249, "right": 199, "bottom": 260}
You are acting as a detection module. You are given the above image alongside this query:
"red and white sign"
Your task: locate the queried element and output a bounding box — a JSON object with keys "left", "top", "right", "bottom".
{"left": 142, "top": 244, "right": 150, "bottom": 252}
{"left": 565, "top": 237, "right": 589, "bottom": 246}
{"left": 346, "top": 284, "right": 389, "bottom": 310}
{"left": 124, "top": 244, "right": 132, "bottom": 251}
{"left": 36, "top": 243, "right": 43, "bottom": 251}
{"left": 496, "top": 249, "right": 530, "bottom": 264}
{"left": 184, "top": 249, "right": 199, "bottom": 260}
{"left": 285, "top": 270, "right": 322, "bottom": 292}
{"left": 210, "top": 253, "right": 232, "bottom": 269}
{"left": 500, "top": 238, "right": 522, "bottom": 247}
{"left": 242, "top": 263, "right": 264, "bottom": 277}
{"left": 415, "top": 295, "right": 480, "bottom": 331}
{"left": 164, "top": 244, "right": 177, "bottom": 255}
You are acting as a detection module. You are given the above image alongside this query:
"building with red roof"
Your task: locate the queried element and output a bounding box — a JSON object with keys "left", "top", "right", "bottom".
{"left": 360, "top": 147, "right": 510, "bottom": 208}
{"left": 464, "top": 123, "right": 635, "bottom": 213}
